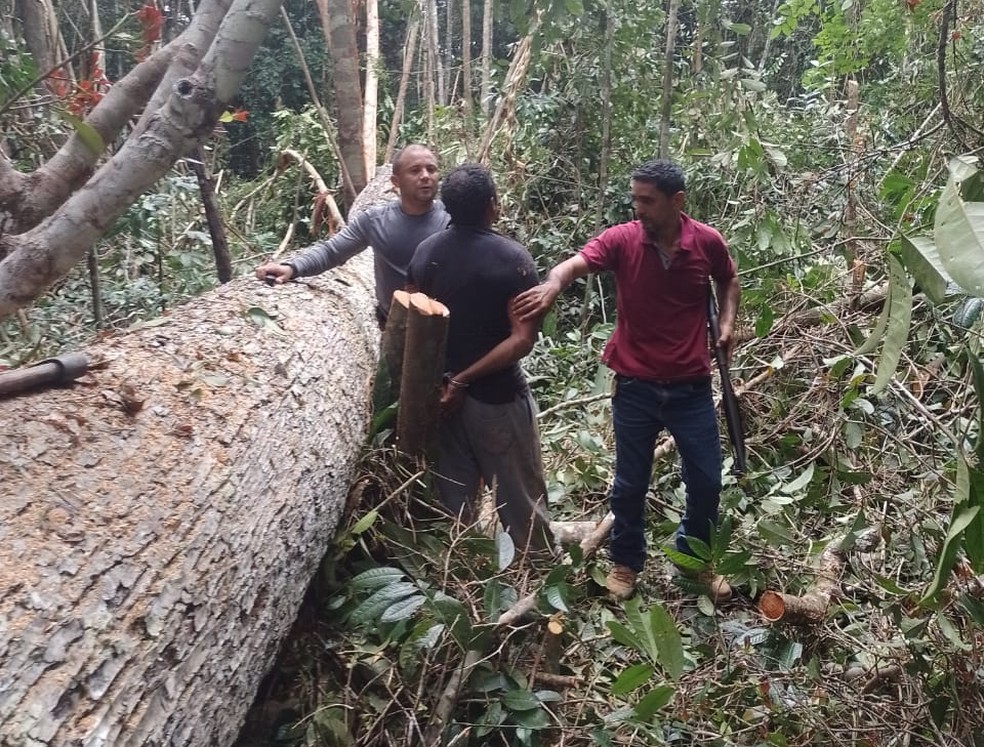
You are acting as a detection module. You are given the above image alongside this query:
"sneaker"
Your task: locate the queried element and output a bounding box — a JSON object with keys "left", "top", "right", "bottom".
{"left": 696, "top": 570, "right": 732, "bottom": 605}
{"left": 606, "top": 565, "right": 638, "bottom": 600}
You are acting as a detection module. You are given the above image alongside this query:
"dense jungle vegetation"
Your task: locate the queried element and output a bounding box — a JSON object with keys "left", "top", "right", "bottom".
{"left": 2, "top": 0, "right": 984, "bottom": 744}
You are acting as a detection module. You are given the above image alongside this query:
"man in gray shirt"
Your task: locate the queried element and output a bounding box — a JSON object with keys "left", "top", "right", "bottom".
{"left": 255, "top": 144, "right": 449, "bottom": 324}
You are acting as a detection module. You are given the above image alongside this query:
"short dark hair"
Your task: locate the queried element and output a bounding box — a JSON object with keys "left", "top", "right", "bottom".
{"left": 392, "top": 144, "right": 434, "bottom": 174}
{"left": 631, "top": 159, "right": 686, "bottom": 197}
{"left": 440, "top": 163, "right": 497, "bottom": 226}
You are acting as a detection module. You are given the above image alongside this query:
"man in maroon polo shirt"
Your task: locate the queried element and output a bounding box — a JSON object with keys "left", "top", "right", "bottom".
{"left": 513, "top": 159, "right": 740, "bottom": 602}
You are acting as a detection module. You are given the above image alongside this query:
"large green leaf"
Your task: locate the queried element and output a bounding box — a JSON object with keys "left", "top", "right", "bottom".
{"left": 633, "top": 685, "right": 675, "bottom": 721}
{"left": 919, "top": 504, "right": 980, "bottom": 606}
{"left": 935, "top": 157, "right": 984, "bottom": 296}
{"left": 899, "top": 235, "right": 956, "bottom": 303}
{"left": 647, "top": 604, "right": 685, "bottom": 681}
{"left": 610, "top": 663, "right": 654, "bottom": 696}
{"left": 871, "top": 254, "right": 912, "bottom": 395}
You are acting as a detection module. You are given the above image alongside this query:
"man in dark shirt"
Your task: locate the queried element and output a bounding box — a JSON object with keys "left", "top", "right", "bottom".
{"left": 408, "top": 163, "right": 554, "bottom": 556}
{"left": 255, "top": 144, "right": 449, "bottom": 324}
{"left": 513, "top": 159, "right": 740, "bottom": 602}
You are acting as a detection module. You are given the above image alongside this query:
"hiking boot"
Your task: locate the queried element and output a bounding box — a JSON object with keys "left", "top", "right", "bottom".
{"left": 606, "top": 565, "right": 638, "bottom": 600}
{"left": 696, "top": 570, "right": 733, "bottom": 605}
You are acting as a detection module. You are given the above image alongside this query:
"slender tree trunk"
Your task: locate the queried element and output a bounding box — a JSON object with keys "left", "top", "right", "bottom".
{"left": 461, "top": 0, "right": 473, "bottom": 124}
{"left": 15, "top": 0, "right": 66, "bottom": 81}
{"left": 385, "top": 17, "right": 421, "bottom": 162}
{"left": 316, "top": 0, "right": 367, "bottom": 195}
{"left": 86, "top": 247, "right": 104, "bottom": 326}
{"left": 579, "top": 9, "right": 614, "bottom": 330}
{"left": 427, "top": 0, "right": 446, "bottom": 105}
{"left": 480, "top": 0, "right": 493, "bottom": 117}
{"left": 658, "top": 0, "right": 681, "bottom": 159}
{"left": 280, "top": 7, "right": 356, "bottom": 202}
{"left": 363, "top": 0, "right": 380, "bottom": 179}
{"left": 421, "top": 0, "right": 438, "bottom": 140}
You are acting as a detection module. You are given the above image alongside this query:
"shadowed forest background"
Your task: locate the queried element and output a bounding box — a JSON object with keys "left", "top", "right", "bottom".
{"left": 2, "top": 0, "right": 984, "bottom": 744}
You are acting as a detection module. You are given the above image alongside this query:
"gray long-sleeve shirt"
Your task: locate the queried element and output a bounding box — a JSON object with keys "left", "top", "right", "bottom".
{"left": 286, "top": 200, "right": 449, "bottom": 315}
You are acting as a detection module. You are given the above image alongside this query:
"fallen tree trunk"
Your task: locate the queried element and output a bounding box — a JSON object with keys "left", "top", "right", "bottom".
{"left": 0, "top": 256, "right": 379, "bottom": 746}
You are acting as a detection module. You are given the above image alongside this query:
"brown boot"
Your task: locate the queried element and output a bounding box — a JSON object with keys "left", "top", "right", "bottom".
{"left": 694, "top": 570, "right": 733, "bottom": 604}
{"left": 606, "top": 565, "right": 639, "bottom": 600}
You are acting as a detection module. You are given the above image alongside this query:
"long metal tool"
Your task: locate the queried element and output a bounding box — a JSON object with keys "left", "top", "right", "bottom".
{"left": 0, "top": 352, "right": 89, "bottom": 398}
{"left": 707, "top": 287, "right": 747, "bottom": 475}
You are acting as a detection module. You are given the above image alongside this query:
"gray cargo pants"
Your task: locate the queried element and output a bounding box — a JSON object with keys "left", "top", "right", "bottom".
{"left": 435, "top": 390, "right": 554, "bottom": 553}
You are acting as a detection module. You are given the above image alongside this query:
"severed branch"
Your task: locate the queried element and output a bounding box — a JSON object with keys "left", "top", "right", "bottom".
{"left": 759, "top": 543, "right": 844, "bottom": 625}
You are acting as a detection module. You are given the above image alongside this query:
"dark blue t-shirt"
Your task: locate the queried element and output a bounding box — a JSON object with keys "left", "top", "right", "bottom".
{"left": 408, "top": 226, "right": 539, "bottom": 404}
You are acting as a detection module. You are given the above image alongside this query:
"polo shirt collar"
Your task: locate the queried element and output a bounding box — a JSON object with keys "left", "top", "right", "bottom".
{"left": 639, "top": 213, "right": 696, "bottom": 252}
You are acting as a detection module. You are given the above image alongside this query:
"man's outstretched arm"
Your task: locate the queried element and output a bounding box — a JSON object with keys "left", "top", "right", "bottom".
{"left": 512, "top": 255, "right": 592, "bottom": 322}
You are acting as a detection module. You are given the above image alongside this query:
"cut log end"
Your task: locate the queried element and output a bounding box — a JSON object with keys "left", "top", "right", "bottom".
{"left": 759, "top": 590, "right": 828, "bottom": 625}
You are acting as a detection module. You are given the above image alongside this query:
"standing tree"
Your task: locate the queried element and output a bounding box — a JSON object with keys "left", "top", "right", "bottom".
{"left": 0, "top": 0, "right": 286, "bottom": 321}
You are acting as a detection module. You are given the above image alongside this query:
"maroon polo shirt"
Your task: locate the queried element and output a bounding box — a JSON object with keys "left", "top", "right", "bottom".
{"left": 579, "top": 213, "right": 736, "bottom": 381}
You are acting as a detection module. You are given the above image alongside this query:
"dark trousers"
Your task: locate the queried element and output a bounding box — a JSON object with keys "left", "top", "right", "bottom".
{"left": 609, "top": 375, "right": 723, "bottom": 572}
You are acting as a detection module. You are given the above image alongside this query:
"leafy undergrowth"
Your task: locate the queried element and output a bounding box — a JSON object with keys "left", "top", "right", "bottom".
{"left": 238, "top": 278, "right": 984, "bottom": 747}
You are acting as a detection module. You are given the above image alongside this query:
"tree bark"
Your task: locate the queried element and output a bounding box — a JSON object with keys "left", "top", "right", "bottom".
{"left": 397, "top": 293, "right": 449, "bottom": 456}
{"left": 480, "top": 0, "right": 493, "bottom": 117}
{"left": 658, "top": 0, "right": 681, "bottom": 159}
{"left": 0, "top": 0, "right": 284, "bottom": 319}
{"left": 385, "top": 18, "right": 420, "bottom": 163}
{"left": 363, "top": 0, "right": 380, "bottom": 179}
{"left": 460, "top": 0, "right": 473, "bottom": 124}
{"left": 316, "top": 0, "right": 366, "bottom": 196}
{"left": 0, "top": 258, "right": 380, "bottom": 746}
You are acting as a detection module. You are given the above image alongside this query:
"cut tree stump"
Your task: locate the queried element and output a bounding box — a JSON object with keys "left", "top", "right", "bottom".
{"left": 0, "top": 261, "right": 379, "bottom": 746}
{"left": 396, "top": 292, "right": 449, "bottom": 455}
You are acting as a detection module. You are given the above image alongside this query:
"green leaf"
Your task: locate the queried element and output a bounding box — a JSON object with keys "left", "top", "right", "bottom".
{"left": 779, "top": 463, "right": 814, "bottom": 494}
{"left": 62, "top": 111, "right": 106, "bottom": 155}
{"left": 740, "top": 78, "right": 767, "bottom": 92}
{"left": 245, "top": 305, "right": 288, "bottom": 336}
{"left": 380, "top": 594, "right": 426, "bottom": 623}
{"left": 544, "top": 583, "right": 569, "bottom": 612}
{"left": 483, "top": 578, "right": 504, "bottom": 621}
{"left": 501, "top": 689, "right": 541, "bottom": 712}
{"left": 660, "top": 545, "right": 706, "bottom": 570}
{"left": 935, "top": 157, "right": 984, "bottom": 296}
{"left": 871, "top": 254, "right": 912, "bottom": 395}
{"left": 757, "top": 520, "right": 797, "bottom": 546}
{"left": 919, "top": 504, "right": 981, "bottom": 606}
{"left": 610, "top": 663, "right": 654, "bottom": 696}
{"left": 350, "top": 582, "right": 420, "bottom": 625}
{"left": 622, "top": 597, "right": 658, "bottom": 662}
{"left": 606, "top": 620, "right": 646, "bottom": 654}
{"left": 349, "top": 566, "right": 405, "bottom": 591}
{"left": 854, "top": 281, "right": 891, "bottom": 355}
{"left": 900, "top": 235, "right": 956, "bottom": 303}
{"left": 633, "top": 685, "right": 675, "bottom": 721}
{"left": 648, "top": 604, "right": 685, "bottom": 681}
{"left": 496, "top": 531, "right": 515, "bottom": 571}
{"left": 350, "top": 509, "right": 378, "bottom": 535}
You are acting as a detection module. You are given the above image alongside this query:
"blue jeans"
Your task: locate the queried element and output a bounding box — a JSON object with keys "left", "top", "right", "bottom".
{"left": 609, "top": 375, "right": 722, "bottom": 572}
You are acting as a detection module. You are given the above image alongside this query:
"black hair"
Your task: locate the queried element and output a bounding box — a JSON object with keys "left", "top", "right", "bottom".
{"left": 631, "top": 159, "right": 686, "bottom": 197}
{"left": 391, "top": 144, "right": 434, "bottom": 174}
{"left": 440, "top": 163, "right": 497, "bottom": 226}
